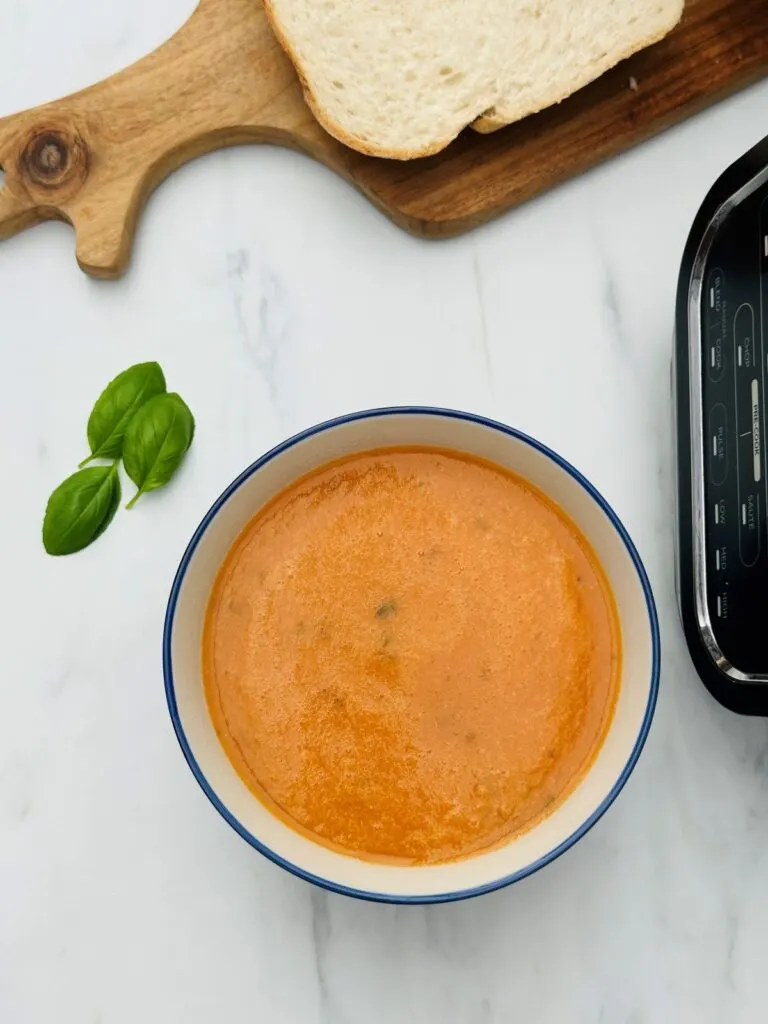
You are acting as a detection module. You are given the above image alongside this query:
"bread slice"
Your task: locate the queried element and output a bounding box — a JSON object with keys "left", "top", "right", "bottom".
{"left": 263, "top": 0, "right": 684, "bottom": 159}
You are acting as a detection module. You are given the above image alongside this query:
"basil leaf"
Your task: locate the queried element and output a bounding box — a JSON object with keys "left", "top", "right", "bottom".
{"left": 80, "top": 361, "right": 166, "bottom": 466}
{"left": 43, "top": 464, "right": 121, "bottom": 556}
{"left": 123, "top": 393, "right": 195, "bottom": 509}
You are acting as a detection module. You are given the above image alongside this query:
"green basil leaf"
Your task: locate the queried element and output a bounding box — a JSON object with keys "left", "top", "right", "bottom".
{"left": 43, "top": 464, "right": 121, "bottom": 556}
{"left": 80, "top": 361, "right": 166, "bottom": 466}
{"left": 123, "top": 393, "right": 195, "bottom": 509}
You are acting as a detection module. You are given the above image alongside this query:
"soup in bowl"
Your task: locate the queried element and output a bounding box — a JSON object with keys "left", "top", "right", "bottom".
{"left": 164, "top": 408, "right": 659, "bottom": 902}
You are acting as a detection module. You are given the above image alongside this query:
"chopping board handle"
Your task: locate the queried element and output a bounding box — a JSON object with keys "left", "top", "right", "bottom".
{"left": 0, "top": 0, "right": 327, "bottom": 278}
{"left": 0, "top": 118, "right": 112, "bottom": 271}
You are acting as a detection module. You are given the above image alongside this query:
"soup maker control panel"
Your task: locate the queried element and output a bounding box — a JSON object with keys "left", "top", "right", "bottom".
{"left": 675, "top": 134, "right": 768, "bottom": 715}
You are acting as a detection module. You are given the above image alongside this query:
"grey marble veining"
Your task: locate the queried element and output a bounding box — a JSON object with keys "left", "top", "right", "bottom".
{"left": 3, "top": 2, "right": 768, "bottom": 1022}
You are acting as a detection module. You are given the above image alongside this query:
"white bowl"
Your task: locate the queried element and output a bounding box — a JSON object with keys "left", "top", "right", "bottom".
{"left": 164, "top": 408, "right": 659, "bottom": 903}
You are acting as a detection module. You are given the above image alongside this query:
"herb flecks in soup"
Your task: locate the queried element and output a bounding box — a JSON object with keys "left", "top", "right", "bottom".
{"left": 203, "top": 449, "right": 620, "bottom": 864}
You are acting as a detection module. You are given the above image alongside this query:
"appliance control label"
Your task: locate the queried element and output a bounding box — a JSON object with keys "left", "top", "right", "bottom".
{"left": 752, "top": 378, "right": 762, "bottom": 482}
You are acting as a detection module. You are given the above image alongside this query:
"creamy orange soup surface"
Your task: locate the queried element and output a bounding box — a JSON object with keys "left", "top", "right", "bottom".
{"left": 203, "top": 447, "right": 621, "bottom": 864}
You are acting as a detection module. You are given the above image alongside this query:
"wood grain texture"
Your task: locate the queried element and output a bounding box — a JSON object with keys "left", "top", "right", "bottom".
{"left": 0, "top": 0, "right": 766, "bottom": 278}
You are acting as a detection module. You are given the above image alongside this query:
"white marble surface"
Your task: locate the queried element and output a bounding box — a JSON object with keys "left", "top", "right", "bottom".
{"left": 2, "top": 2, "right": 768, "bottom": 1021}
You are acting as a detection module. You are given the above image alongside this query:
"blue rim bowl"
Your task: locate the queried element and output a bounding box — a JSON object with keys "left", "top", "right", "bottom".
{"left": 163, "top": 407, "right": 660, "bottom": 904}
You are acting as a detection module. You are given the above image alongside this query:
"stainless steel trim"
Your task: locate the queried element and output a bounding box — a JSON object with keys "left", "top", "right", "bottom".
{"left": 672, "top": 348, "right": 683, "bottom": 618}
{"left": 687, "top": 163, "right": 768, "bottom": 683}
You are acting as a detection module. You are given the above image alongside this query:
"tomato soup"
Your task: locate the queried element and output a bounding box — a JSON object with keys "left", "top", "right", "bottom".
{"left": 203, "top": 448, "right": 620, "bottom": 864}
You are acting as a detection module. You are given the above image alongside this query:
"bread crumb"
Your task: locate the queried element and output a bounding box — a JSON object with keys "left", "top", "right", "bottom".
{"left": 629, "top": 75, "right": 639, "bottom": 91}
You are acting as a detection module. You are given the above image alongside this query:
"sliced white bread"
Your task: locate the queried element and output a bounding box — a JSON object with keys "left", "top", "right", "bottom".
{"left": 263, "top": 0, "right": 684, "bottom": 159}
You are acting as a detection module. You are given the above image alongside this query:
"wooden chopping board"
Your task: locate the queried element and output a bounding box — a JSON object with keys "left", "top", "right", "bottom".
{"left": 0, "top": 0, "right": 766, "bottom": 279}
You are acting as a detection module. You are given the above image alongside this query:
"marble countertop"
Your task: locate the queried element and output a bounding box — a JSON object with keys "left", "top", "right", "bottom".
{"left": 3, "top": 2, "right": 768, "bottom": 1021}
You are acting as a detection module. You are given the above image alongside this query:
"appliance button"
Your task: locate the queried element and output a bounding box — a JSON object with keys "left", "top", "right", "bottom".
{"left": 738, "top": 491, "right": 761, "bottom": 567}
{"left": 708, "top": 402, "right": 728, "bottom": 485}
{"left": 707, "top": 268, "right": 726, "bottom": 382}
